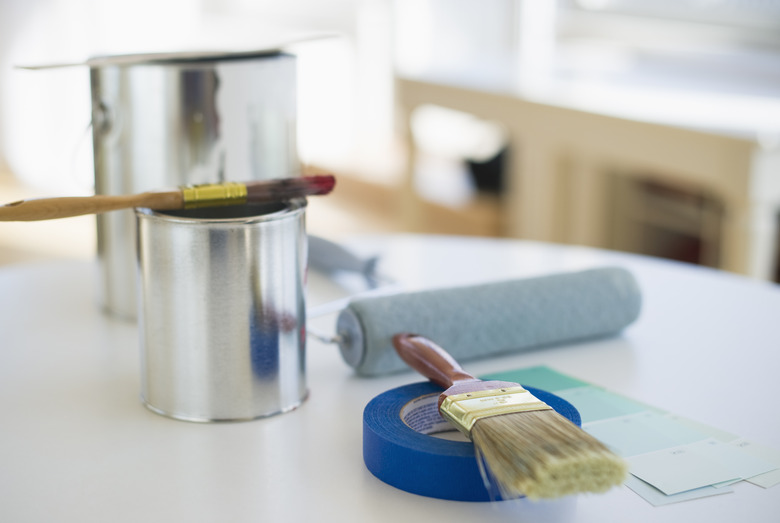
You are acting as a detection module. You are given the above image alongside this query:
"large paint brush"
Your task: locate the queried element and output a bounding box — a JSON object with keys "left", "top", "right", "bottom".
{"left": 0, "top": 175, "right": 335, "bottom": 221}
{"left": 392, "top": 333, "right": 627, "bottom": 500}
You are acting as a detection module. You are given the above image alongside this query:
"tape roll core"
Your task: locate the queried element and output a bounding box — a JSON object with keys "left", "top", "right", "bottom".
{"left": 363, "top": 382, "right": 581, "bottom": 502}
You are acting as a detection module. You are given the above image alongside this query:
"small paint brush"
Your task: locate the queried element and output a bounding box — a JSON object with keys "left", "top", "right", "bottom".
{"left": 392, "top": 333, "right": 627, "bottom": 500}
{"left": 0, "top": 174, "right": 336, "bottom": 221}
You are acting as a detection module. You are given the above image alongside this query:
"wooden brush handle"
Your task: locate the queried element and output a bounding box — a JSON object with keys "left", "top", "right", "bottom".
{"left": 0, "top": 175, "right": 335, "bottom": 222}
{"left": 392, "top": 333, "right": 477, "bottom": 389}
{"left": 0, "top": 191, "right": 183, "bottom": 221}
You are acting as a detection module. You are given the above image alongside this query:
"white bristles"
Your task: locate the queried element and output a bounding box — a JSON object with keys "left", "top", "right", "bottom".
{"left": 470, "top": 410, "right": 628, "bottom": 500}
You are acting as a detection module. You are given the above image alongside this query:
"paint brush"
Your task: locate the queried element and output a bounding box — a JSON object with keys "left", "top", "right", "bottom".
{"left": 0, "top": 174, "right": 336, "bottom": 221}
{"left": 392, "top": 333, "right": 627, "bottom": 500}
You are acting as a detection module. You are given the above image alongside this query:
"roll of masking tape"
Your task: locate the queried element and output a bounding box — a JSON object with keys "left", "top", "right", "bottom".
{"left": 363, "top": 382, "right": 581, "bottom": 502}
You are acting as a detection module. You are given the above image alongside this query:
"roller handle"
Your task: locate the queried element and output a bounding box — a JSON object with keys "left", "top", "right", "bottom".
{"left": 392, "top": 333, "right": 477, "bottom": 389}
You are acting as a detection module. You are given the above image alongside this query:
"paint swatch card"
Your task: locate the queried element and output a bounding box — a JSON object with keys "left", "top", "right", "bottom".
{"left": 627, "top": 438, "right": 777, "bottom": 495}
{"left": 554, "top": 387, "right": 659, "bottom": 424}
{"left": 482, "top": 366, "right": 780, "bottom": 506}
{"left": 584, "top": 411, "right": 714, "bottom": 457}
{"left": 482, "top": 366, "right": 589, "bottom": 392}
{"left": 627, "top": 440, "right": 742, "bottom": 495}
{"left": 624, "top": 475, "right": 733, "bottom": 506}
{"left": 729, "top": 439, "right": 780, "bottom": 489}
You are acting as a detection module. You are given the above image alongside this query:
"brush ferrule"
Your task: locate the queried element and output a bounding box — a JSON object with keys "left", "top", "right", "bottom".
{"left": 439, "top": 386, "right": 553, "bottom": 437}
{"left": 181, "top": 182, "right": 248, "bottom": 209}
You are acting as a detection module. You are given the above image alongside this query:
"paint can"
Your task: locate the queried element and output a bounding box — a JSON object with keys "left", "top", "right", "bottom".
{"left": 135, "top": 199, "right": 307, "bottom": 422}
{"left": 91, "top": 52, "right": 298, "bottom": 319}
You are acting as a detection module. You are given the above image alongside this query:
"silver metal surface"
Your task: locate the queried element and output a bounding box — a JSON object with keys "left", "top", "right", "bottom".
{"left": 136, "top": 200, "right": 307, "bottom": 422}
{"left": 92, "top": 52, "right": 298, "bottom": 319}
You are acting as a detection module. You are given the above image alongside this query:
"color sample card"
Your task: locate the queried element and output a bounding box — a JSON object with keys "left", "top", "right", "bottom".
{"left": 585, "top": 411, "right": 713, "bottom": 457}
{"left": 624, "top": 475, "right": 733, "bottom": 506}
{"left": 665, "top": 414, "right": 739, "bottom": 443}
{"left": 729, "top": 439, "right": 780, "bottom": 489}
{"left": 627, "top": 440, "right": 741, "bottom": 495}
{"left": 483, "top": 366, "right": 780, "bottom": 506}
{"left": 627, "top": 438, "right": 777, "bottom": 495}
{"left": 482, "top": 366, "right": 589, "bottom": 392}
{"left": 554, "top": 387, "right": 659, "bottom": 424}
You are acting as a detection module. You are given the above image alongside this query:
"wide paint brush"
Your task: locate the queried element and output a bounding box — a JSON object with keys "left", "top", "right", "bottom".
{"left": 392, "top": 333, "right": 627, "bottom": 500}
{"left": 0, "top": 175, "right": 335, "bottom": 221}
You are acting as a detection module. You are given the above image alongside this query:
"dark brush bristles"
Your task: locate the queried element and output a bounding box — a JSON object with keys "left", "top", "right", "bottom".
{"left": 470, "top": 409, "right": 628, "bottom": 500}
{"left": 245, "top": 175, "right": 336, "bottom": 202}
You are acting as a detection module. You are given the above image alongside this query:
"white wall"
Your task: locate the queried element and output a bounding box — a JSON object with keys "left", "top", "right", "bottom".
{"left": 0, "top": 0, "right": 390, "bottom": 192}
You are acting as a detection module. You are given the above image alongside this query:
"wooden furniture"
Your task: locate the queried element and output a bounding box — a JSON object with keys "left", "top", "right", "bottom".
{"left": 396, "top": 77, "right": 780, "bottom": 280}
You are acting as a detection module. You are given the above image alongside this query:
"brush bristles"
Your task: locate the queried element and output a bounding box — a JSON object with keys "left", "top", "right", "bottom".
{"left": 470, "top": 410, "right": 627, "bottom": 500}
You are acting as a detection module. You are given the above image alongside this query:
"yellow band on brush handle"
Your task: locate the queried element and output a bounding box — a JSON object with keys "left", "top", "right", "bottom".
{"left": 439, "top": 386, "right": 553, "bottom": 437}
{"left": 181, "top": 182, "right": 248, "bottom": 209}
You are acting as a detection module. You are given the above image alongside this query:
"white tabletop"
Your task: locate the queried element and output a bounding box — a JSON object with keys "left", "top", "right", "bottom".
{"left": 1, "top": 234, "right": 779, "bottom": 522}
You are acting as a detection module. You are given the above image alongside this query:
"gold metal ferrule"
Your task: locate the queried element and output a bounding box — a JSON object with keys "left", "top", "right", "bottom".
{"left": 181, "top": 182, "right": 248, "bottom": 209}
{"left": 439, "top": 386, "right": 553, "bottom": 437}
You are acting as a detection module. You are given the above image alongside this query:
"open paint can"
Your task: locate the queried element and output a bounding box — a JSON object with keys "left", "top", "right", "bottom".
{"left": 135, "top": 199, "right": 307, "bottom": 422}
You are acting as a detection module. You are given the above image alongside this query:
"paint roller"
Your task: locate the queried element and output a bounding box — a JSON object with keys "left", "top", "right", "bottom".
{"left": 333, "top": 267, "right": 641, "bottom": 376}
{"left": 307, "top": 238, "right": 642, "bottom": 377}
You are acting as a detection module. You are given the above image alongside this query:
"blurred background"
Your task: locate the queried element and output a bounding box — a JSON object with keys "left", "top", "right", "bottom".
{"left": 1, "top": 0, "right": 779, "bottom": 280}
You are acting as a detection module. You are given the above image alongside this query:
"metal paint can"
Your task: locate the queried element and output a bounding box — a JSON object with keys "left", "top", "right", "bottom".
{"left": 135, "top": 199, "right": 307, "bottom": 422}
{"left": 91, "top": 52, "right": 298, "bottom": 319}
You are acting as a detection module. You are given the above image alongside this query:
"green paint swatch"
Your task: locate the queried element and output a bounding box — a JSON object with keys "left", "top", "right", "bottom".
{"left": 480, "top": 365, "right": 589, "bottom": 392}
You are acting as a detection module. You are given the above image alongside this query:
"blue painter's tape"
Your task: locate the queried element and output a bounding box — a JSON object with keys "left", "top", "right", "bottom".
{"left": 363, "top": 382, "right": 581, "bottom": 502}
